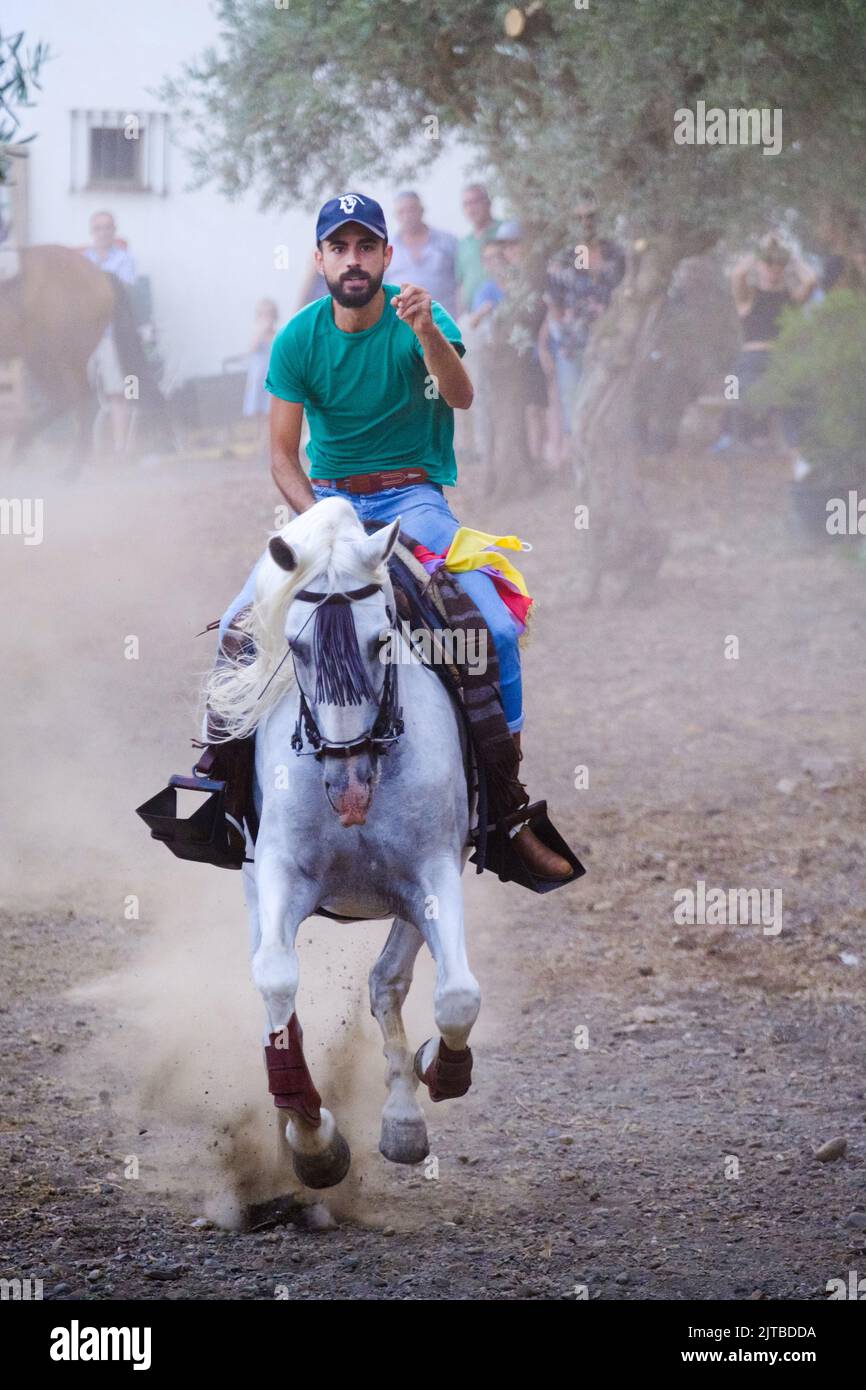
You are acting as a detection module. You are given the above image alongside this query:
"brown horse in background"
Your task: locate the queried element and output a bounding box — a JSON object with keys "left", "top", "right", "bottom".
{"left": 1, "top": 245, "right": 117, "bottom": 473}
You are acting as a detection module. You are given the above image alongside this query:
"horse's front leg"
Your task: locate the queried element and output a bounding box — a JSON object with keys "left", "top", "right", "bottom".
{"left": 369, "top": 917, "right": 428, "bottom": 1164}
{"left": 408, "top": 863, "right": 480, "bottom": 1103}
{"left": 252, "top": 850, "right": 350, "bottom": 1189}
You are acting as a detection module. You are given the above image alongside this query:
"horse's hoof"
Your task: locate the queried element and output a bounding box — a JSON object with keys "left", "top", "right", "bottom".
{"left": 414, "top": 1038, "right": 473, "bottom": 1102}
{"left": 291, "top": 1130, "right": 351, "bottom": 1190}
{"left": 379, "top": 1113, "right": 429, "bottom": 1165}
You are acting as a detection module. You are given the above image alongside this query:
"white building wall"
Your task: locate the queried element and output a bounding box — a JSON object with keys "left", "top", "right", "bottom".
{"left": 6, "top": 0, "right": 483, "bottom": 381}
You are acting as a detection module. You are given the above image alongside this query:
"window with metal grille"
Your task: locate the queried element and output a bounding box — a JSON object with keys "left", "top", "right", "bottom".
{"left": 89, "top": 127, "right": 141, "bottom": 186}
{"left": 70, "top": 111, "right": 170, "bottom": 195}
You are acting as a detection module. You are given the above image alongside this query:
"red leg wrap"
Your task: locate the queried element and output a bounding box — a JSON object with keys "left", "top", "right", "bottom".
{"left": 264, "top": 1013, "right": 322, "bottom": 1126}
{"left": 423, "top": 1040, "right": 473, "bottom": 1102}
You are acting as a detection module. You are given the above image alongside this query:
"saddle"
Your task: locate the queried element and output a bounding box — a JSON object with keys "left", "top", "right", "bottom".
{"left": 136, "top": 526, "right": 585, "bottom": 893}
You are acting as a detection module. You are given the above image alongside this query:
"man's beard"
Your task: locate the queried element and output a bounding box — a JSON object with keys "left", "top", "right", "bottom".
{"left": 326, "top": 266, "right": 384, "bottom": 308}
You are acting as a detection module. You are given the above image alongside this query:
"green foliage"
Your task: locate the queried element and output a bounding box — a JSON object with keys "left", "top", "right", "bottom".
{"left": 161, "top": 0, "right": 866, "bottom": 249}
{"left": 0, "top": 27, "right": 49, "bottom": 184}
{"left": 753, "top": 290, "right": 866, "bottom": 471}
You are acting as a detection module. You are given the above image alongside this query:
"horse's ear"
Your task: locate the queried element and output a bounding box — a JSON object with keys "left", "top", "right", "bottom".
{"left": 269, "top": 536, "right": 298, "bottom": 571}
{"left": 362, "top": 516, "right": 401, "bottom": 570}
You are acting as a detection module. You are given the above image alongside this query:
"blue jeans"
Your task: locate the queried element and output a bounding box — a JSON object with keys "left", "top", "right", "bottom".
{"left": 553, "top": 349, "right": 584, "bottom": 435}
{"left": 220, "top": 482, "right": 524, "bottom": 731}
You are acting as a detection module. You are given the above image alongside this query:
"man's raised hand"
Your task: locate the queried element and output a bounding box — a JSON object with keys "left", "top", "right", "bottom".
{"left": 391, "top": 283, "right": 434, "bottom": 339}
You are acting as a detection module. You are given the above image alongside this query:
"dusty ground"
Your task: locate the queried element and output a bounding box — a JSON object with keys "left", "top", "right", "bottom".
{"left": 1, "top": 441, "right": 865, "bottom": 1300}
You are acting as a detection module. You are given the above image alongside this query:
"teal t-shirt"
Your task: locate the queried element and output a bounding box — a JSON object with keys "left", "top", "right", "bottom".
{"left": 264, "top": 284, "right": 465, "bottom": 486}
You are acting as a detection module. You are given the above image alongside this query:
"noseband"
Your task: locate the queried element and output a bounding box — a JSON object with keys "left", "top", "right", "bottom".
{"left": 288, "top": 582, "right": 404, "bottom": 760}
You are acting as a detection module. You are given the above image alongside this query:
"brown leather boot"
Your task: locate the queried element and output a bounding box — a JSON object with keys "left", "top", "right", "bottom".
{"left": 509, "top": 732, "right": 573, "bottom": 879}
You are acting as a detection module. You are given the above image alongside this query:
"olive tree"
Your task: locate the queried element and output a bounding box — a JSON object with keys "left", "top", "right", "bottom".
{"left": 164, "top": 0, "right": 866, "bottom": 590}
{"left": 0, "top": 28, "right": 48, "bottom": 186}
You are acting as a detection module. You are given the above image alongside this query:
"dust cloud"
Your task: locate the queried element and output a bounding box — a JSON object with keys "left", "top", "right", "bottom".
{"left": 1, "top": 447, "right": 450, "bottom": 1226}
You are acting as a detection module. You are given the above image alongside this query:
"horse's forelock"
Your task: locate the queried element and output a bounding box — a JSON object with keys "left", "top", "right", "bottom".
{"left": 275, "top": 497, "right": 387, "bottom": 595}
{"left": 255, "top": 496, "right": 383, "bottom": 641}
{"left": 327, "top": 530, "right": 387, "bottom": 591}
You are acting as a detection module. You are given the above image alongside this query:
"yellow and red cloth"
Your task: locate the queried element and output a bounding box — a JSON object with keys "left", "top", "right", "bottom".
{"left": 413, "top": 526, "right": 534, "bottom": 632}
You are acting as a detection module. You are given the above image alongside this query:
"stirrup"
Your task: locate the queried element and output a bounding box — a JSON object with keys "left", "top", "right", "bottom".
{"left": 469, "top": 800, "right": 586, "bottom": 894}
{"left": 135, "top": 773, "right": 247, "bottom": 871}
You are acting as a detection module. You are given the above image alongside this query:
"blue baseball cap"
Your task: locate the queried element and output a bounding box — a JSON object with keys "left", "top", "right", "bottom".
{"left": 316, "top": 192, "right": 388, "bottom": 244}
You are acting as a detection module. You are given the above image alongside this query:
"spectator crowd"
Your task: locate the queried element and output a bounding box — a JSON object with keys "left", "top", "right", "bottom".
{"left": 81, "top": 187, "right": 866, "bottom": 471}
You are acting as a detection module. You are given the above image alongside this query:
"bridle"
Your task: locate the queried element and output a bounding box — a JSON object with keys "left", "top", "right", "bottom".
{"left": 284, "top": 581, "right": 404, "bottom": 760}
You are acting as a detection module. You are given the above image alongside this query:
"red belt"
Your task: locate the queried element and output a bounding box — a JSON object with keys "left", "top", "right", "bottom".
{"left": 311, "top": 467, "right": 430, "bottom": 495}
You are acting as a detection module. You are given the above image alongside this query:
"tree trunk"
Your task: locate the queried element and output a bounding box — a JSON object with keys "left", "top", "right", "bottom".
{"left": 571, "top": 234, "right": 682, "bottom": 602}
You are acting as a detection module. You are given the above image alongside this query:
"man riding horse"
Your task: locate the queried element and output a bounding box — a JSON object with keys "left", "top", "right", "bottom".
{"left": 213, "top": 192, "right": 571, "bottom": 881}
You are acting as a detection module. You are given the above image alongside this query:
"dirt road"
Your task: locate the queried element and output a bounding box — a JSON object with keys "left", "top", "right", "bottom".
{"left": 2, "top": 446, "right": 864, "bottom": 1299}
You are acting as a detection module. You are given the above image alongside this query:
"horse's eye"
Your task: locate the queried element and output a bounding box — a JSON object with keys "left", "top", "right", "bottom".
{"left": 288, "top": 639, "right": 309, "bottom": 661}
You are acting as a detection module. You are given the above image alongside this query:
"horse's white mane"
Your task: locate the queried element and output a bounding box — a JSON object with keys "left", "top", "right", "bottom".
{"left": 204, "top": 496, "right": 389, "bottom": 740}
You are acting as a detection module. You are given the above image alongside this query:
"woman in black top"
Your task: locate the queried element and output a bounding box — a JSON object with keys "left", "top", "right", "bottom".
{"left": 712, "top": 238, "right": 817, "bottom": 451}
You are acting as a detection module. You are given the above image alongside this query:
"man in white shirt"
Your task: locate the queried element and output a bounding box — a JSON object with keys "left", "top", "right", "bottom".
{"left": 387, "top": 191, "right": 458, "bottom": 318}
{"left": 84, "top": 210, "right": 137, "bottom": 286}
{"left": 83, "top": 210, "right": 137, "bottom": 453}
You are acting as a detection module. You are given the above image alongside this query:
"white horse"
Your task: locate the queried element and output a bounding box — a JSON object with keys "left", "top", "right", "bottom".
{"left": 206, "top": 496, "right": 478, "bottom": 1188}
